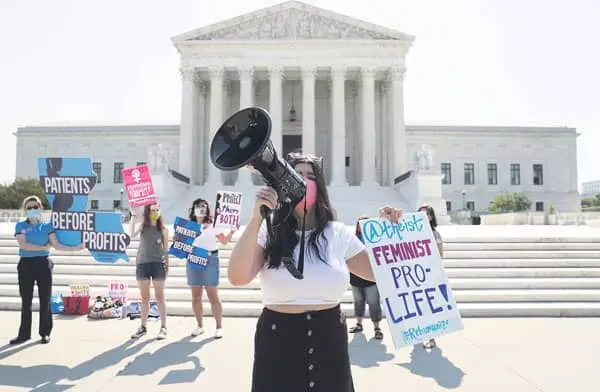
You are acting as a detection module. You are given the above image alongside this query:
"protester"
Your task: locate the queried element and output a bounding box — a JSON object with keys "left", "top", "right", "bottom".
{"left": 418, "top": 204, "right": 444, "bottom": 349}
{"left": 187, "top": 198, "right": 237, "bottom": 339}
{"left": 129, "top": 203, "right": 169, "bottom": 340}
{"left": 10, "top": 195, "right": 84, "bottom": 345}
{"left": 349, "top": 214, "right": 384, "bottom": 340}
{"left": 227, "top": 152, "right": 402, "bottom": 392}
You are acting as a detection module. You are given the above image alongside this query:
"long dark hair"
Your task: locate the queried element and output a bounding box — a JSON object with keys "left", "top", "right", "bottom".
{"left": 418, "top": 204, "right": 438, "bottom": 231}
{"left": 142, "top": 204, "right": 165, "bottom": 232}
{"left": 264, "top": 155, "right": 335, "bottom": 268}
{"left": 189, "top": 198, "right": 212, "bottom": 224}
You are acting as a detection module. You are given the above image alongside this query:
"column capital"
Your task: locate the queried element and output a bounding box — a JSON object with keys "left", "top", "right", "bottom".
{"left": 361, "top": 67, "right": 377, "bottom": 79}
{"left": 331, "top": 66, "right": 348, "bottom": 79}
{"left": 208, "top": 66, "right": 225, "bottom": 80}
{"left": 388, "top": 66, "right": 406, "bottom": 82}
{"left": 301, "top": 66, "right": 318, "bottom": 79}
{"left": 197, "top": 80, "right": 208, "bottom": 93}
{"left": 268, "top": 66, "right": 284, "bottom": 79}
{"left": 379, "top": 81, "right": 390, "bottom": 94}
{"left": 180, "top": 67, "right": 200, "bottom": 82}
{"left": 238, "top": 67, "right": 254, "bottom": 81}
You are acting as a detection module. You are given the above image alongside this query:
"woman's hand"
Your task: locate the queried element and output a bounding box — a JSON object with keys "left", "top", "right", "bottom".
{"left": 253, "top": 187, "right": 278, "bottom": 220}
{"left": 379, "top": 205, "right": 403, "bottom": 224}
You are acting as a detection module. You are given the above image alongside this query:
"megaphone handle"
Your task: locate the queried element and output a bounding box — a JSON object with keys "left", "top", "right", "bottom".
{"left": 260, "top": 205, "right": 272, "bottom": 220}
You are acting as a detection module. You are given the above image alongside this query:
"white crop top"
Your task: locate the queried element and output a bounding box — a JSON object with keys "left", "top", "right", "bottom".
{"left": 257, "top": 221, "right": 366, "bottom": 305}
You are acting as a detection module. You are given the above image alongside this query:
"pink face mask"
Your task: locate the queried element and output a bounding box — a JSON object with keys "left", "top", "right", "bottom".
{"left": 295, "top": 178, "right": 317, "bottom": 215}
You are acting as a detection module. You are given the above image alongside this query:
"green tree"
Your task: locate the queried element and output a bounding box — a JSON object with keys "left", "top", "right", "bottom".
{"left": 489, "top": 192, "right": 532, "bottom": 213}
{"left": 0, "top": 178, "right": 49, "bottom": 209}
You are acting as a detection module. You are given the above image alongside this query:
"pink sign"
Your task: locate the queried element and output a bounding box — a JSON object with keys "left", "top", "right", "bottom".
{"left": 122, "top": 164, "right": 157, "bottom": 208}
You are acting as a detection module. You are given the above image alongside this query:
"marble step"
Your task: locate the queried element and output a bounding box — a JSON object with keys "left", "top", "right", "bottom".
{"left": 1, "top": 263, "right": 599, "bottom": 279}
{"left": 1, "top": 296, "right": 599, "bottom": 317}
{"left": 0, "top": 284, "right": 598, "bottom": 303}
{"left": 0, "top": 272, "right": 599, "bottom": 290}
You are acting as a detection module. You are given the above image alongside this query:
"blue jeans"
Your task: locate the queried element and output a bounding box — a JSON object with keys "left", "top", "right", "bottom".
{"left": 351, "top": 285, "right": 382, "bottom": 322}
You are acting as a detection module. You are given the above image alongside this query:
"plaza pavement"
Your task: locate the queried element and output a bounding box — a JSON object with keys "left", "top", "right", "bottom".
{"left": 0, "top": 311, "right": 596, "bottom": 392}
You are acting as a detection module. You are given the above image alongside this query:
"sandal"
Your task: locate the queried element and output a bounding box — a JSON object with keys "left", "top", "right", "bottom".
{"left": 374, "top": 328, "right": 384, "bottom": 340}
{"left": 349, "top": 323, "right": 363, "bottom": 333}
{"left": 423, "top": 338, "right": 437, "bottom": 349}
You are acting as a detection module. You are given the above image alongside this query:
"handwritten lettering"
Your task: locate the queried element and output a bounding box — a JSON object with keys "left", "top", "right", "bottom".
{"left": 371, "top": 239, "right": 433, "bottom": 266}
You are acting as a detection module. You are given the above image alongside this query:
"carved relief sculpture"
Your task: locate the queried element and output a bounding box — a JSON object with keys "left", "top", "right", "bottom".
{"left": 415, "top": 144, "right": 433, "bottom": 173}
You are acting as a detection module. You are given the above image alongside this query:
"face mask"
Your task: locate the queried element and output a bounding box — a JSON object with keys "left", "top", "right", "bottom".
{"left": 194, "top": 207, "right": 207, "bottom": 217}
{"left": 150, "top": 211, "right": 160, "bottom": 221}
{"left": 26, "top": 209, "right": 41, "bottom": 220}
{"left": 295, "top": 178, "right": 317, "bottom": 215}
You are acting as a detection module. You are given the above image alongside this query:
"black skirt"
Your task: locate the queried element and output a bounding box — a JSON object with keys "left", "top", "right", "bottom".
{"left": 251, "top": 304, "right": 355, "bottom": 392}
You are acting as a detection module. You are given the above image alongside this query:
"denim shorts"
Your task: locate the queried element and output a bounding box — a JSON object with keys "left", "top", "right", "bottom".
{"left": 136, "top": 262, "right": 167, "bottom": 281}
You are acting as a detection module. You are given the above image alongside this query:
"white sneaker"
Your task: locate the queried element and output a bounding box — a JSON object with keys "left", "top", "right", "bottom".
{"left": 214, "top": 328, "right": 223, "bottom": 339}
{"left": 157, "top": 327, "right": 167, "bottom": 340}
{"left": 191, "top": 326, "right": 205, "bottom": 337}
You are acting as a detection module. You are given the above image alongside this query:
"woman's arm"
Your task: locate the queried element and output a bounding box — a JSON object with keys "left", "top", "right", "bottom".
{"left": 48, "top": 233, "right": 84, "bottom": 251}
{"left": 228, "top": 215, "right": 265, "bottom": 286}
{"left": 162, "top": 227, "right": 170, "bottom": 271}
{"left": 216, "top": 229, "right": 236, "bottom": 246}
{"left": 129, "top": 214, "right": 142, "bottom": 239}
{"left": 347, "top": 250, "right": 375, "bottom": 281}
{"left": 438, "top": 242, "right": 444, "bottom": 258}
{"left": 15, "top": 234, "right": 50, "bottom": 252}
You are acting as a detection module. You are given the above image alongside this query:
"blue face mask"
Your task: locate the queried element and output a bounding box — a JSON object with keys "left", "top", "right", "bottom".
{"left": 26, "top": 208, "right": 41, "bottom": 220}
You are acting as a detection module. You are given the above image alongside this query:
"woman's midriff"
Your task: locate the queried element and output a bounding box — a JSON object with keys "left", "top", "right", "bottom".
{"left": 265, "top": 303, "right": 339, "bottom": 314}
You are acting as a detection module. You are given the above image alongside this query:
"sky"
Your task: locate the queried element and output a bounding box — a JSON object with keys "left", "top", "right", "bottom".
{"left": 0, "top": 0, "right": 598, "bottom": 188}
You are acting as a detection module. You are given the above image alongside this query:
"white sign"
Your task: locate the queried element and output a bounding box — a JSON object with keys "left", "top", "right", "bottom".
{"left": 214, "top": 190, "right": 242, "bottom": 231}
{"left": 359, "top": 213, "right": 464, "bottom": 349}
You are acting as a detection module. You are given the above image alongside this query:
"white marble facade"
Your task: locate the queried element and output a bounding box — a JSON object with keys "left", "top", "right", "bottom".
{"left": 12, "top": 1, "right": 581, "bottom": 219}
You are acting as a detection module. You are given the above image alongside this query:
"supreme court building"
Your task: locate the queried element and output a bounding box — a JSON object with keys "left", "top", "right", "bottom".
{"left": 14, "top": 1, "right": 580, "bottom": 223}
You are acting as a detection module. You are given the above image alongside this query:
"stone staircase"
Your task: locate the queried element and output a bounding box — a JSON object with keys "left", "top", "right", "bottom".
{"left": 0, "top": 226, "right": 599, "bottom": 317}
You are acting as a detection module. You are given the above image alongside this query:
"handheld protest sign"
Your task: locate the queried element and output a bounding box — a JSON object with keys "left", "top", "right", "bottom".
{"left": 122, "top": 164, "right": 157, "bottom": 208}
{"left": 38, "top": 157, "right": 131, "bottom": 263}
{"left": 169, "top": 217, "right": 210, "bottom": 271}
{"left": 359, "top": 212, "right": 464, "bottom": 349}
{"left": 213, "top": 190, "right": 242, "bottom": 230}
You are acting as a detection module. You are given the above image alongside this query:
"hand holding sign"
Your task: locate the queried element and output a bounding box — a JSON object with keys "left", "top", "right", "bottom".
{"left": 379, "top": 206, "right": 403, "bottom": 223}
{"left": 168, "top": 217, "right": 210, "bottom": 271}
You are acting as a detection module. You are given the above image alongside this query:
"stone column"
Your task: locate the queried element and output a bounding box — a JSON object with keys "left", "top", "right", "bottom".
{"left": 379, "top": 82, "right": 389, "bottom": 186}
{"left": 390, "top": 66, "right": 408, "bottom": 182}
{"left": 331, "top": 66, "right": 347, "bottom": 186}
{"left": 301, "top": 67, "right": 317, "bottom": 155}
{"left": 237, "top": 67, "right": 255, "bottom": 186}
{"left": 195, "top": 81, "right": 207, "bottom": 185}
{"left": 268, "top": 66, "right": 284, "bottom": 154}
{"left": 361, "top": 67, "right": 377, "bottom": 186}
{"left": 178, "top": 68, "right": 199, "bottom": 181}
{"left": 208, "top": 66, "right": 225, "bottom": 185}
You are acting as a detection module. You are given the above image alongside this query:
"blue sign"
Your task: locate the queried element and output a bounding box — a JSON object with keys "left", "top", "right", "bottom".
{"left": 168, "top": 217, "right": 209, "bottom": 271}
{"left": 38, "top": 157, "right": 131, "bottom": 263}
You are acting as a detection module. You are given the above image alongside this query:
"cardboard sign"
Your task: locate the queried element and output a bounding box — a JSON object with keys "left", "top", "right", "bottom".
{"left": 108, "top": 282, "right": 128, "bottom": 304}
{"left": 38, "top": 157, "right": 131, "bottom": 263}
{"left": 122, "top": 164, "right": 157, "bottom": 208}
{"left": 69, "top": 284, "right": 89, "bottom": 297}
{"left": 213, "top": 190, "right": 242, "bottom": 231}
{"left": 359, "top": 213, "right": 464, "bottom": 349}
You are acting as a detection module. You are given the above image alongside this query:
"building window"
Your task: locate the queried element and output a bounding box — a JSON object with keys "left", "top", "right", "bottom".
{"left": 464, "top": 163, "right": 475, "bottom": 185}
{"left": 446, "top": 201, "right": 452, "bottom": 212}
{"left": 533, "top": 164, "right": 544, "bottom": 185}
{"left": 136, "top": 161, "right": 146, "bottom": 166}
{"left": 466, "top": 201, "right": 475, "bottom": 211}
{"left": 113, "top": 200, "right": 121, "bottom": 209}
{"left": 535, "top": 202, "right": 544, "bottom": 212}
{"left": 93, "top": 162, "right": 102, "bottom": 184}
{"left": 113, "top": 162, "right": 124, "bottom": 184}
{"left": 441, "top": 163, "right": 452, "bottom": 185}
{"left": 510, "top": 163, "right": 521, "bottom": 185}
{"left": 90, "top": 200, "right": 99, "bottom": 210}
{"left": 487, "top": 163, "right": 498, "bottom": 185}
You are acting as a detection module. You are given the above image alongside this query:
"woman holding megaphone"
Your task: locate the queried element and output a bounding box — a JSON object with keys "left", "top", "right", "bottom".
{"left": 227, "top": 152, "right": 402, "bottom": 392}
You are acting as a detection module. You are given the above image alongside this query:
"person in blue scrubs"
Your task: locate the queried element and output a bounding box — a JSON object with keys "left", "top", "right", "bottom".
{"left": 10, "top": 195, "right": 84, "bottom": 345}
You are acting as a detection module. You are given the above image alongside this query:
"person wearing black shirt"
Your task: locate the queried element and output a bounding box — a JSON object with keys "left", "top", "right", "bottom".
{"left": 348, "top": 214, "right": 384, "bottom": 340}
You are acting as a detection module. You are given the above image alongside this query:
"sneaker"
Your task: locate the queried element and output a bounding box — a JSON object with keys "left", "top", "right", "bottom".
{"left": 214, "top": 328, "right": 223, "bottom": 339}
{"left": 191, "top": 326, "right": 205, "bottom": 337}
{"left": 131, "top": 326, "right": 147, "bottom": 339}
{"left": 157, "top": 327, "right": 167, "bottom": 340}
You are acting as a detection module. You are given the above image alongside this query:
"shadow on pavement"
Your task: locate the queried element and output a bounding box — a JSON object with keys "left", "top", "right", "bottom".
{"left": 397, "top": 345, "right": 466, "bottom": 389}
{"left": 348, "top": 332, "right": 395, "bottom": 368}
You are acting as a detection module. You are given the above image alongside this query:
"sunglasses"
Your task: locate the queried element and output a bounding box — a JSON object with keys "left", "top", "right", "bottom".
{"left": 25, "top": 206, "right": 39, "bottom": 210}
{"left": 286, "top": 152, "right": 324, "bottom": 172}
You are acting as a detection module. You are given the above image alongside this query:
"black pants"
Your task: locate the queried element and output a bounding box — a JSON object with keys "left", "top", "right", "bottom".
{"left": 252, "top": 305, "right": 354, "bottom": 392}
{"left": 17, "top": 256, "right": 53, "bottom": 338}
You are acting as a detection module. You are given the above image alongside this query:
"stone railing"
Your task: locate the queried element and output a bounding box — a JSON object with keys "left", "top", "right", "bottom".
{"left": 480, "top": 212, "right": 600, "bottom": 226}
{"left": 0, "top": 209, "right": 52, "bottom": 222}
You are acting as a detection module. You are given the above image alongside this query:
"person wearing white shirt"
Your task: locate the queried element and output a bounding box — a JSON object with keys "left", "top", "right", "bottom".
{"left": 227, "top": 151, "right": 402, "bottom": 392}
{"left": 187, "top": 198, "right": 236, "bottom": 339}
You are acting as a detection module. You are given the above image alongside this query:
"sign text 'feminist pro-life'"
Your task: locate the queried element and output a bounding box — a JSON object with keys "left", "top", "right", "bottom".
{"left": 360, "top": 213, "right": 463, "bottom": 349}
{"left": 38, "top": 157, "right": 131, "bottom": 263}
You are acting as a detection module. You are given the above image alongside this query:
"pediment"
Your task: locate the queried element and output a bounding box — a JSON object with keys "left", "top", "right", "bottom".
{"left": 172, "top": 1, "right": 413, "bottom": 42}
